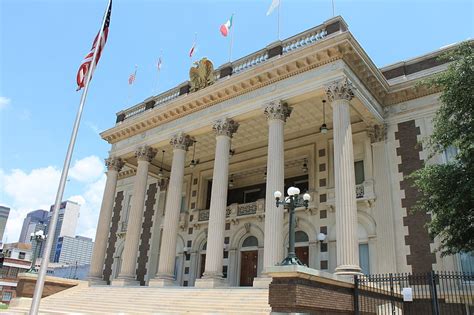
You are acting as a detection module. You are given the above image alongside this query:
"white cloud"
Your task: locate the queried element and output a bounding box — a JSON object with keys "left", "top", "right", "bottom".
{"left": 69, "top": 155, "right": 104, "bottom": 183}
{"left": 1, "top": 166, "right": 61, "bottom": 243}
{"left": 0, "top": 155, "right": 106, "bottom": 242}
{"left": 0, "top": 96, "right": 10, "bottom": 110}
{"left": 68, "top": 174, "right": 106, "bottom": 240}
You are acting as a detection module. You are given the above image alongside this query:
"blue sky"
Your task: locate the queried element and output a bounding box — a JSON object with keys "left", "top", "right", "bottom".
{"left": 0, "top": 0, "right": 473, "bottom": 242}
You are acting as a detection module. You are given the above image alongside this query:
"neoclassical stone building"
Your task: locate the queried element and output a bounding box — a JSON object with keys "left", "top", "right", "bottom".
{"left": 88, "top": 16, "right": 467, "bottom": 288}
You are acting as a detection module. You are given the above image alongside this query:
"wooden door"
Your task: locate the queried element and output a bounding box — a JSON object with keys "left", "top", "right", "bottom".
{"left": 240, "top": 250, "right": 258, "bottom": 286}
{"left": 200, "top": 254, "right": 206, "bottom": 278}
{"left": 295, "top": 246, "right": 309, "bottom": 266}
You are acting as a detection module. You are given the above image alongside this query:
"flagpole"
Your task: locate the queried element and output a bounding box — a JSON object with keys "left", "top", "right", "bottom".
{"left": 156, "top": 50, "right": 162, "bottom": 94}
{"left": 128, "top": 65, "right": 137, "bottom": 105}
{"left": 277, "top": 0, "right": 281, "bottom": 40}
{"left": 28, "top": 1, "right": 112, "bottom": 314}
{"left": 332, "top": 0, "right": 335, "bottom": 17}
{"left": 229, "top": 14, "right": 234, "bottom": 62}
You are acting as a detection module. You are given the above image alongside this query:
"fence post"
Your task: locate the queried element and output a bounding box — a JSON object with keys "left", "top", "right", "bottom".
{"left": 389, "top": 273, "right": 395, "bottom": 314}
{"left": 428, "top": 271, "right": 440, "bottom": 315}
{"left": 354, "top": 275, "right": 360, "bottom": 315}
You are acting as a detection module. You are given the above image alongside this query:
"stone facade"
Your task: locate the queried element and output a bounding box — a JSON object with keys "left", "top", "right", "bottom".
{"left": 89, "top": 16, "right": 465, "bottom": 288}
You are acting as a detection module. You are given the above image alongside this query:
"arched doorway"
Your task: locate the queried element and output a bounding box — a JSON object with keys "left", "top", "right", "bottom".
{"left": 240, "top": 236, "right": 258, "bottom": 286}
{"left": 295, "top": 231, "right": 309, "bottom": 266}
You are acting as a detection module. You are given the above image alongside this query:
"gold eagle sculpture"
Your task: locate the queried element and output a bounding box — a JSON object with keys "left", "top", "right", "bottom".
{"left": 189, "top": 57, "right": 215, "bottom": 92}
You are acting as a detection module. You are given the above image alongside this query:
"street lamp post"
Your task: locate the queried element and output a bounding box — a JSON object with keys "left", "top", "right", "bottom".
{"left": 274, "top": 187, "right": 311, "bottom": 266}
{"left": 28, "top": 231, "right": 46, "bottom": 273}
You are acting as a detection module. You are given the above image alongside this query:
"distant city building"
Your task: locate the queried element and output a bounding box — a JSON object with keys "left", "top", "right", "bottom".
{"left": 46, "top": 263, "right": 90, "bottom": 280}
{"left": 0, "top": 206, "right": 10, "bottom": 244}
{"left": 18, "top": 209, "right": 49, "bottom": 244}
{"left": 0, "top": 243, "right": 32, "bottom": 303}
{"left": 40, "top": 201, "right": 80, "bottom": 262}
{"left": 53, "top": 236, "right": 94, "bottom": 265}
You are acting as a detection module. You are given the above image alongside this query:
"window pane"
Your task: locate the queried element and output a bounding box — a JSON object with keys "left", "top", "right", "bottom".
{"left": 354, "top": 161, "right": 365, "bottom": 185}
{"left": 359, "top": 244, "right": 370, "bottom": 275}
{"left": 460, "top": 252, "right": 474, "bottom": 274}
{"left": 242, "top": 236, "right": 258, "bottom": 247}
{"left": 295, "top": 231, "right": 309, "bottom": 243}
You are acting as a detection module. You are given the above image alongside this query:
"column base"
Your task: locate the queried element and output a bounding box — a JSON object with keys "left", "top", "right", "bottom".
{"left": 149, "top": 275, "right": 177, "bottom": 287}
{"left": 334, "top": 264, "right": 362, "bottom": 276}
{"left": 253, "top": 275, "right": 272, "bottom": 288}
{"left": 195, "top": 277, "right": 228, "bottom": 288}
{"left": 111, "top": 277, "right": 140, "bottom": 287}
{"left": 88, "top": 276, "right": 107, "bottom": 286}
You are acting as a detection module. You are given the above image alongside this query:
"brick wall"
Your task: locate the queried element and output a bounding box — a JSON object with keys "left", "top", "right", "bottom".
{"left": 395, "top": 120, "right": 436, "bottom": 273}
{"left": 136, "top": 183, "right": 158, "bottom": 285}
{"left": 103, "top": 191, "right": 124, "bottom": 284}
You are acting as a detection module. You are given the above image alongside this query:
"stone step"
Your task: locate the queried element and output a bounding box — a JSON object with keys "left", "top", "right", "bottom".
{"left": 8, "top": 286, "right": 271, "bottom": 314}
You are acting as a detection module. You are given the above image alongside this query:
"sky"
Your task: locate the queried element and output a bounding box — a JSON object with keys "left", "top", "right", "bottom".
{"left": 0, "top": 0, "right": 473, "bottom": 243}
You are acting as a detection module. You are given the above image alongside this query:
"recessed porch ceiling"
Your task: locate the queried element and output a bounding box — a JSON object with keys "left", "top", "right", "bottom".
{"left": 124, "top": 91, "right": 363, "bottom": 172}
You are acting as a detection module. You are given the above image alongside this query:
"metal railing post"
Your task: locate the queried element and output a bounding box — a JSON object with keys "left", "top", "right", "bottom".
{"left": 429, "top": 271, "right": 440, "bottom": 315}
{"left": 354, "top": 275, "right": 360, "bottom": 315}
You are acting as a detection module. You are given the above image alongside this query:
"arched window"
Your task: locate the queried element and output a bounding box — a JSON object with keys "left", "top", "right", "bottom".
{"left": 202, "top": 242, "right": 207, "bottom": 250}
{"left": 295, "top": 231, "right": 309, "bottom": 243}
{"left": 242, "top": 236, "right": 258, "bottom": 247}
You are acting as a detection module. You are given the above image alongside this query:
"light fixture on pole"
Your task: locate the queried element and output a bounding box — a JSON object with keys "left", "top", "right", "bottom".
{"left": 302, "top": 158, "right": 308, "bottom": 173}
{"left": 190, "top": 140, "right": 199, "bottom": 168}
{"left": 229, "top": 174, "right": 235, "bottom": 188}
{"left": 320, "top": 99, "right": 328, "bottom": 134}
{"left": 158, "top": 150, "right": 165, "bottom": 178}
{"left": 28, "top": 230, "right": 46, "bottom": 273}
{"left": 317, "top": 232, "right": 326, "bottom": 243}
{"left": 274, "top": 187, "right": 311, "bottom": 265}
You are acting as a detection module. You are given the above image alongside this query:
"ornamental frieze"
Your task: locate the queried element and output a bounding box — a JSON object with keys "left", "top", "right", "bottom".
{"left": 212, "top": 118, "right": 239, "bottom": 138}
{"left": 135, "top": 146, "right": 157, "bottom": 162}
{"left": 264, "top": 100, "right": 292, "bottom": 122}
{"left": 170, "top": 132, "right": 194, "bottom": 151}
{"left": 105, "top": 156, "right": 124, "bottom": 172}
{"left": 326, "top": 78, "right": 354, "bottom": 102}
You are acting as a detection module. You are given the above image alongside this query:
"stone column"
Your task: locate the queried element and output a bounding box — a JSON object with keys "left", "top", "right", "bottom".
{"left": 113, "top": 146, "right": 157, "bottom": 286}
{"left": 196, "top": 119, "right": 239, "bottom": 288}
{"left": 370, "top": 126, "right": 397, "bottom": 273}
{"left": 89, "top": 157, "right": 124, "bottom": 285}
{"left": 254, "top": 101, "right": 292, "bottom": 288}
{"left": 326, "top": 78, "right": 361, "bottom": 275}
{"left": 150, "top": 133, "right": 193, "bottom": 287}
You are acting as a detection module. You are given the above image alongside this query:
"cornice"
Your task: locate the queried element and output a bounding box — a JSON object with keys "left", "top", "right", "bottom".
{"left": 101, "top": 33, "right": 446, "bottom": 145}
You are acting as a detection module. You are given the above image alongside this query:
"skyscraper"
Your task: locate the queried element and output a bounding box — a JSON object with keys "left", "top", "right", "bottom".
{"left": 18, "top": 209, "right": 49, "bottom": 243}
{"left": 40, "top": 201, "right": 80, "bottom": 262}
{"left": 0, "top": 206, "right": 10, "bottom": 244}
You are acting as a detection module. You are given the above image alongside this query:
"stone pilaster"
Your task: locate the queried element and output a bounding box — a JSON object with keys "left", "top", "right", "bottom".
{"left": 150, "top": 133, "right": 193, "bottom": 287}
{"left": 196, "top": 119, "right": 239, "bottom": 288}
{"left": 326, "top": 78, "right": 361, "bottom": 275}
{"left": 113, "top": 146, "right": 157, "bottom": 286}
{"left": 89, "top": 157, "right": 124, "bottom": 285}
{"left": 261, "top": 101, "right": 292, "bottom": 278}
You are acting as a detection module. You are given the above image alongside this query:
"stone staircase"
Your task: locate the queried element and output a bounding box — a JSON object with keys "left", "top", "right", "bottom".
{"left": 5, "top": 285, "right": 271, "bottom": 314}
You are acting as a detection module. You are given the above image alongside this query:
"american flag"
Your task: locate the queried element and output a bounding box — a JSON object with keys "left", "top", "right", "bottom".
{"left": 157, "top": 57, "right": 162, "bottom": 72}
{"left": 76, "top": 1, "right": 112, "bottom": 91}
{"left": 128, "top": 66, "right": 137, "bottom": 85}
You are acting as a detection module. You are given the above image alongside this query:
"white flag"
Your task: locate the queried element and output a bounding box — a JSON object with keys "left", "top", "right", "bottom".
{"left": 266, "top": 0, "right": 280, "bottom": 16}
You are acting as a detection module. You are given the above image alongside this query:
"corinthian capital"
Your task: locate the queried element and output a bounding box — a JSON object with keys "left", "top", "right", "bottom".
{"left": 135, "top": 146, "right": 157, "bottom": 162}
{"left": 368, "top": 124, "right": 387, "bottom": 143}
{"left": 326, "top": 78, "right": 354, "bottom": 102}
{"left": 213, "top": 118, "right": 239, "bottom": 138}
{"left": 170, "top": 132, "right": 194, "bottom": 151}
{"left": 263, "top": 100, "right": 292, "bottom": 122}
{"left": 105, "top": 157, "right": 124, "bottom": 172}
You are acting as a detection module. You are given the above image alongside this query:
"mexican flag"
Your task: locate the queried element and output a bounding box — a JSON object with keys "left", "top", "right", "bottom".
{"left": 220, "top": 14, "right": 233, "bottom": 37}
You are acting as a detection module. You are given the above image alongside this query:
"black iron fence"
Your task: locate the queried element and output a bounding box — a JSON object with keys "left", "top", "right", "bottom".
{"left": 354, "top": 272, "right": 474, "bottom": 315}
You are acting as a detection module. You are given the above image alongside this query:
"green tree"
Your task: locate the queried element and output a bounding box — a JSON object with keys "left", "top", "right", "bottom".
{"left": 411, "top": 42, "right": 474, "bottom": 256}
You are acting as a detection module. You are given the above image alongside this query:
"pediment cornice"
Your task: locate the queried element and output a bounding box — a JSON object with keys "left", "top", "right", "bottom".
{"left": 101, "top": 32, "right": 441, "bottom": 145}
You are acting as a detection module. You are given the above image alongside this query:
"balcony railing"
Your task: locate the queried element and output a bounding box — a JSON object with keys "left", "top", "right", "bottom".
{"left": 197, "top": 199, "right": 265, "bottom": 222}
{"left": 115, "top": 18, "right": 344, "bottom": 124}
{"left": 356, "top": 184, "right": 365, "bottom": 199}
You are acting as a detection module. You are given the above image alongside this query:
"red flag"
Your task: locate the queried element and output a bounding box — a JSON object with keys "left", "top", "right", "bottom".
{"left": 76, "top": 1, "right": 112, "bottom": 91}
